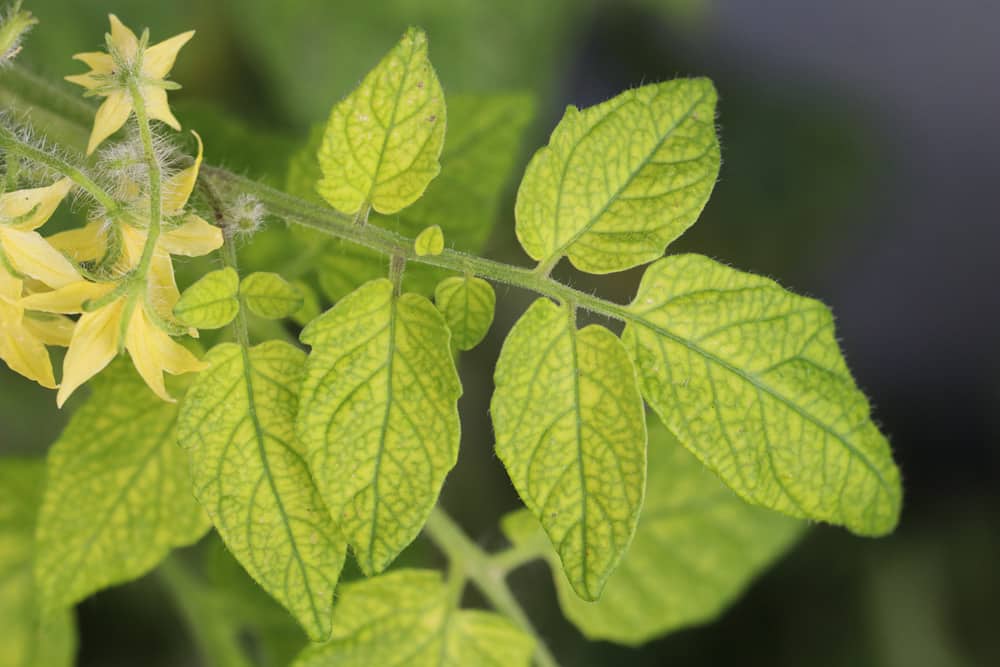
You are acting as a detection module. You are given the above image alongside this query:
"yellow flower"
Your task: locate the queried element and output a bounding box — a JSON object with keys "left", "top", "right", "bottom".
{"left": 47, "top": 133, "right": 222, "bottom": 318}
{"left": 0, "top": 178, "right": 81, "bottom": 288}
{"left": 23, "top": 281, "right": 206, "bottom": 406}
{"left": 0, "top": 268, "right": 73, "bottom": 388}
{"left": 22, "top": 135, "right": 222, "bottom": 405}
{"left": 65, "top": 14, "right": 194, "bottom": 154}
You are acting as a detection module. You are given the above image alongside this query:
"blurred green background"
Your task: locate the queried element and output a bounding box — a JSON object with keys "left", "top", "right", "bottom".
{"left": 1, "top": 0, "right": 998, "bottom": 665}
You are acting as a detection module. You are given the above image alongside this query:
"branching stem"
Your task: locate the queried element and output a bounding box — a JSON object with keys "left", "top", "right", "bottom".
{"left": 201, "top": 166, "right": 634, "bottom": 324}
{"left": 424, "top": 508, "right": 559, "bottom": 667}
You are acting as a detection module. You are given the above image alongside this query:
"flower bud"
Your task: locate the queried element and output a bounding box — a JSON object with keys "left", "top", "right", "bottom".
{"left": 224, "top": 193, "right": 265, "bottom": 237}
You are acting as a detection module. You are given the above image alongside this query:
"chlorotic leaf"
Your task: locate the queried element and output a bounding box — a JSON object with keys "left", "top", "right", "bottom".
{"left": 316, "top": 27, "right": 446, "bottom": 215}
{"left": 502, "top": 418, "right": 804, "bottom": 645}
{"left": 34, "top": 362, "right": 210, "bottom": 611}
{"left": 621, "top": 254, "right": 902, "bottom": 535}
{"left": 289, "top": 93, "right": 533, "bottom": 299}
{"left": 0, "top": 459, "right": 77, "bottom": 667}
{"left": 177, "top": 341, "right": 346, "bottom": 641}
{"left": 173, "top": 267, "right": 240, "bottom": 329}
{"left": 433, "top": 276, "right": 496, "bottom": 351}
{"left": 298, "top": 279, "right": 461, "bottom": 576}
{"left": 515, "top": 78, "right": 720, "bottom": 273}
{"left": 414, "top": 224, "right": 444, "bottom": 256}
{"left": 291, "top": 570, "right": 534, "bottom": 667}
{"left": 240, "top": 272, "right": 304, "bottom": 320}
{"left": 491, "top": 298, "right": 646, "bottom": 600}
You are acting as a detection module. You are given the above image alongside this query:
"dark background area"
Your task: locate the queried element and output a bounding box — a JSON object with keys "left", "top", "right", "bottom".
{"left": 1, "top": 0, "right": 997, "bottom": 665}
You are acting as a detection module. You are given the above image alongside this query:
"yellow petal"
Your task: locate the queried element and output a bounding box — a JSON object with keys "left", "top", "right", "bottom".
{"left": 0, "top": 228, "right": 81, "bottom": 288}
{"left": 125, "top": 304, "right": 206, "bottom": 402}
{"left": 162, "top": 131, "right": 203, "bottom": 215}
{"left": 88, "top": 89, "right": 132, "bottom": 155}
{"left": 159, "top": 333, "right": 206, "bottom": 376}
{"left": 143, "top": 86, "right": 181, "bottom": 131}
{"left": 57, "top": 298, "right": 124, "bottom": 406}
{"left": 47, "top": 221, "right": 109, "bottom": 263}
{"left": 72, "top": 51, "right": 114, "bottom": 74}
{"left": 119, "top": 224, "right": 147, "bottom": 268}
{"left": 0, "top": 296, "right": 21, "bottom": 327}
{"left": 20, "top": 280, "right": 115, "bottom": 314}
{"left": 124, "top": 304, "right": 171, "bottom": 401}
{"left": 0, "top": 178, "right": 73, "bottom": 230}
{"left": 142, "top": 30, "right": 195, "bottom": 79}
{"left": 0, "top": 327, "right": 57, "bottom": 388}
{"left": 108, "top": 14, "right": 139, "bottom": 60}
{"left": 0, "top": 269, "right": 21, "bottom": 302}
{"left": 22, "top": 314, "right": 75, "bottom": 347}
{"left": 64, "top": 73, "right": 104, "bottom": 90}
{"left": 159, "top": 214, "right": 223, "bottom": 257}
{"left": 146, "top": 251, "right": 181, "bottom": 316}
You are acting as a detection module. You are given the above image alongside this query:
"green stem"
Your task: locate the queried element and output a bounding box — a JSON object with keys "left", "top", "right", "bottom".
{"left": 158, "top": 557, "right": 253, "bottom": 667}
{"left": 202, "top": 167, "right": 633, "bottom": 324}
{"left": 128, "top": 79, "right": 162, "bottom": 278}
{"left": 0, "top": 123, "right": 119, "bottom": 211}
{"left": 488, "top": 532, "right": 551, "bottom": 575}
{"left": 0, "top": 64, "right": 632, "bottom": 325}
{"left": 220, "top": 233, "right": 252, "bottom": 348}
{"left": 424, "top": 508, "right": 559, "bottom": 667}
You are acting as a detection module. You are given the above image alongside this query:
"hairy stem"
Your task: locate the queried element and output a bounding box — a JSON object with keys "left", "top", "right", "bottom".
{"left": 424, "top": 508, "right": 559, "bottom": 667}
{"left": 202, "top": 167, "right": 634, "bottom": 324}
{"left": 0, "top": 123, "right": 119, "bottom": 211}
{"left": 0, "top": 63, "right": 633, "bottom": 325}
{"left": 220, "top": 233, "right": 252, "bottom": 348}
{"left": 128, "top": 80, "right": 163, "bottom": 278}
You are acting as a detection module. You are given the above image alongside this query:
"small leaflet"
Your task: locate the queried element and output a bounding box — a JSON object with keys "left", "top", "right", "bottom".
{"left": 173, "top": 267, "right": 240, "bottom": 329}
{"left": 240, "top": 271, "right": 304, "bottom": 320}
{"left": 434, "top": 275, "right": 496, "bottom": 351}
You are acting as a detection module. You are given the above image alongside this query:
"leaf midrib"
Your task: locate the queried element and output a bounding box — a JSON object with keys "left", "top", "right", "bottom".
{"left": 237, "top": 344, "right": 324, "bottom": 633}
{"left": 364, "top": 34, "right": 424, "bottom": 208}
{"left": 366, "top": 294, "right": 397, "bottom": 574}
{"left": 566, "top": 311, "right": 590, "bottom": 599}
{"left": 627, "top": 312, "right": 895, "bottom": 503}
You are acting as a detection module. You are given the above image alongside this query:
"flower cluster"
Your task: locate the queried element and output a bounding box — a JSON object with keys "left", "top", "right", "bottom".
{"left": 66, "top": 14, "right": 193, "bottom": 155}
{"left": 0, "top": 15, "right": 222, "bottom": 405}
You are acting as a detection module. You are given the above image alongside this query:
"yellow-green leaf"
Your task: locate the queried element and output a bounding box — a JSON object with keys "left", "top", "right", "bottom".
{"left": 502, "top": 418, "right": 804, "bottom": 645}
{"left": 34, "top": 362, "right": 210, "bottom": 611}
{"left": 433, "top": 276, "right": 495, "bottom": 351}
{"left": 414, "top": 224, "right": 444, "bottom": 256}
{"left": 240, "top": 272, "right": 304, "bottom": 320}
{"left": 316, "top": 27, "right": 446, "bottom": 215}
{"left": 0, "top": 459, "right": 76, "bottom": 667}
{"left": 621, "top": 254, "right": 902, "bottom": 535}
{"left": 177, "top": 341, "right": 346, "bottom": 641}
{"left": 173, "top": 267, "right": 240, "bottom": 329}
{"left": 515, "top": 78, "right": 719, "bottom": 274}
{"left": 291, "top": 570, "right": 534, "bottom": 667}
{"left": 491, "top": 298, "right": 646, "bottom": 600}
{"left": 288, "top": 93, "right": 534, "bottom": 299}
{"left": 298, "top": 279, "right": 461, "bottom": 576}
